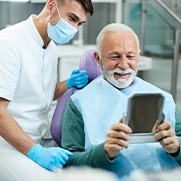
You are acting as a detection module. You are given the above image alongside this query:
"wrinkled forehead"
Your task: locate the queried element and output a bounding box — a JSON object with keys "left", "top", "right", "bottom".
{"left": 101, "top": 31, "right": 139, "bottom": 54}
{"left": 104, "top": 31, "right": 138, "bottom": 44}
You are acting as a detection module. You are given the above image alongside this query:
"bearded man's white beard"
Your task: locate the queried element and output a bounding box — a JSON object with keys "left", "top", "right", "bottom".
{"left": 102, "top": 68, "right": 137, "bottom": 89}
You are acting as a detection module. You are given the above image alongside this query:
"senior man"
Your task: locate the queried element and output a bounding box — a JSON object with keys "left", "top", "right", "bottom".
{"left": 62, "top": 23, "right": 181, "bottom": 178}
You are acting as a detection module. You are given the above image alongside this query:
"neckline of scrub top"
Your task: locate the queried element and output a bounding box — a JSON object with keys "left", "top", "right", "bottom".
{"left": 28, "top": 15, "right": 44, "bottom": 49}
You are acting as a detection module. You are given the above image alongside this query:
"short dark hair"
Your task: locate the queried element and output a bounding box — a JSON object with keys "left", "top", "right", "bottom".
{"left": 75, "top": 0, "right": 94, "bottom": 16}
{"left": 58, "top": 0, "right": 93, "bottom": 15}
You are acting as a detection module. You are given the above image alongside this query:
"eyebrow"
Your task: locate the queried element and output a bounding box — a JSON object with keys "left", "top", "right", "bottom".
{"left": 127, "top": 52, "right": 136, "bottom": 55}
{"left": 108, "top": 52, "right": 136, "bottom": 57}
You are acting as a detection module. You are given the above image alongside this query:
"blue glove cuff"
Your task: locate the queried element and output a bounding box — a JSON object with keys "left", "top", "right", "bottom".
{"left": 27, "top": 144, "right": 42, "bottom": 162}
{"left": 66, "top": 79, "right": 72, "bottom": 89}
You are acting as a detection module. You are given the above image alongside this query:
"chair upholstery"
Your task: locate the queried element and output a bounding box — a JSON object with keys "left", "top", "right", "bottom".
{"left": 50, "top": 49, "right": 101, "bottom": 146}
{"left": 79, "top": 49, "right": 102, "bottom": 82}
{"left": 50, "top": 88, "right": 76, "bottom": 146}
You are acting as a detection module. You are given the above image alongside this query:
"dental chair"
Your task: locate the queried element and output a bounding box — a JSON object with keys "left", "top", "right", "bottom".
{"left": 50, "top": 49, "right": 101, "bottom": 146}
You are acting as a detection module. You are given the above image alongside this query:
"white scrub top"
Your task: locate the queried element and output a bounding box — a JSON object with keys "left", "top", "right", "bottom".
{"left": 0, "top": 16, "right": 58, "bottom": 142}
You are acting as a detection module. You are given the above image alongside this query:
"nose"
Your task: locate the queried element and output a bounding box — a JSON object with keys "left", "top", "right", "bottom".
{"left": 117, "top": 57, "right": 129, "bottom": 70}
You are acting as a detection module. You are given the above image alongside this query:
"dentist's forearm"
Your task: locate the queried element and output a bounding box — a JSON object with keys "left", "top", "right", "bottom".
{"left": 0, "top": 98, "right": 35, "bottom": 155}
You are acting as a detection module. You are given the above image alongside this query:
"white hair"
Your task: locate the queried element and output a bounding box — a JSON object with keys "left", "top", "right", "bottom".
{"left": 96, "top": 23, "right": 141, "bottom": 57}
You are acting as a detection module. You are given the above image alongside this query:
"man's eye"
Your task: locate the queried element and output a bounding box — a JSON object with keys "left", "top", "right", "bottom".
{"left": 127, "top": 55, "right": 135, "bottom": 59}
{"left": 110, "top": 56, "right": 119, "bottom": 60}
{"left": 78, "top": 22, "right": 83, "bottom": 27}
{"left": 69, "top": 16, "right": 77, "bottom": 23}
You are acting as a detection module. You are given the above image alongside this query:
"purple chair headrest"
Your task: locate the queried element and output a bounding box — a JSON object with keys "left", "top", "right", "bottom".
{"left": 50, "top": 49, "right": 101, "bottom": 146}
{"left": 79, "top": 49, "right": 101, "bottom": 82}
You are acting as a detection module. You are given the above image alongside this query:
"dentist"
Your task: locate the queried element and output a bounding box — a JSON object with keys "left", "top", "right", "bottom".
{"left": 0, "top": 0, "right": 93, "bottom": 180}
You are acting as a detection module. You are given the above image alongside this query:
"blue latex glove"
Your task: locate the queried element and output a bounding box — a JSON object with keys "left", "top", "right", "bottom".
{"left": 67, "top": 69, "right": 88, "bottom": 89}
{"left": 27, "top": 144, "right": 72, "bottom": 171}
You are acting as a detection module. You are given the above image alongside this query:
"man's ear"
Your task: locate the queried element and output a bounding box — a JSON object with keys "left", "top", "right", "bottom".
{"left": 46, "top": 0, "right": 56, "bottom": 14}
{"left": 94, "top": 52, "right": 101, "bottom": 67}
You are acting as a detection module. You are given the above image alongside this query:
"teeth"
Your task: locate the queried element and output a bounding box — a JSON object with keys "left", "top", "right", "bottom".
{"left": 115, "top": 72, "right": 130, "bottom": 76}
{"left": 117, "top": 73, "right": 126, "bottom": 75}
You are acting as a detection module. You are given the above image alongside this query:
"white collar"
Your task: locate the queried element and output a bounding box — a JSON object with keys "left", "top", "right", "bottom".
{"left": 27, "top": 15, "right": 44, "bottom": 48}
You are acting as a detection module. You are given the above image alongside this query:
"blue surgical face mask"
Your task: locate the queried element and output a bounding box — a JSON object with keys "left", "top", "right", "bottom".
{"left": 47, "top": 4, "right": 77, "bottom": 44}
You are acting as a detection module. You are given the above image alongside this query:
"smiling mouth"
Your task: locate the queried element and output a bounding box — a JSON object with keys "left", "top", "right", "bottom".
{"left": 114, "top": 72, "right": 130, "bottom": 79}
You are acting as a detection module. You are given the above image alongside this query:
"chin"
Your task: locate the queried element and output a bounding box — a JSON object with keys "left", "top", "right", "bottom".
{"left": 110, "top": 76, "right": 135, "bottom": 89}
